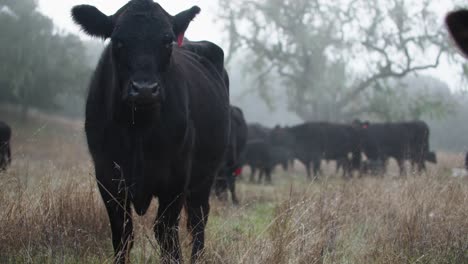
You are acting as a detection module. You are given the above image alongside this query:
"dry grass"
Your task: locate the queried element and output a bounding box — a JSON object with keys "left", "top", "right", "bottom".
{"left": 0, "top": 111, "right": 467, "bottom": 263}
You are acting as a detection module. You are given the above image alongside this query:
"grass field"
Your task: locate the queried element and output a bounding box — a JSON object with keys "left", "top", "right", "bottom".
{"left": 0, "top": 110, "right": 467, "bottom": 264}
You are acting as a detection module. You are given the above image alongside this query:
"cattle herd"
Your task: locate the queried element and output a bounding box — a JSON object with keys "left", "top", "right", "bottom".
{"left": 239, "top": 120, "right": 436, "bottom": 181}
{"left": 0, "top": 1, "right": 466, "bottom": 263}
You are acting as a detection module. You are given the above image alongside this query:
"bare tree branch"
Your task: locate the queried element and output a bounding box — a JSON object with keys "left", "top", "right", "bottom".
{"left": 216, "top": 0, "right": 455, "bottom": 121}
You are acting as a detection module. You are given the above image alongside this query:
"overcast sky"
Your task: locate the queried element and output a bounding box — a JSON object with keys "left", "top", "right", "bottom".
{"left": 38, "top": 0, "right": 223, "bottom": 43}
{"left": 37, "top": 0, "right": 464, "bottom": 92}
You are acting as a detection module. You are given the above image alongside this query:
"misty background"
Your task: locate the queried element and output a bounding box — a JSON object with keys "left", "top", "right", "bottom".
{"left": 1, "top": 0, "right": 468, "bottom": 151}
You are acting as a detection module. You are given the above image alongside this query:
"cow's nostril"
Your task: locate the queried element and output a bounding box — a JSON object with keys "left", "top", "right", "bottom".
{"left": 129, "top": 82, "right": 139, "bottom": 96}
{"left": 147, "top": 82, "right": 160, "bottom": 93}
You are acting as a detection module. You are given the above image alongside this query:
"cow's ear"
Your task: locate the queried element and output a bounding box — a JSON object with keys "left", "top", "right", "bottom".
{"left": 173, "top": 6, "right": 201, "bottom": 47}
{"left": 72, "top": 5, "right": 113, "bottom": 39}
{"left": 446, "top": 9, "right": 468, "bottom": 57}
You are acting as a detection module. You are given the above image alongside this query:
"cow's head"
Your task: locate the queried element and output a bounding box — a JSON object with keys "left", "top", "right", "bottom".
{"left": 351, "top": 119, "right": 370, "bottom": 130}
{"left": 72, "top": 0, "right": 200, "bottom": 106}
{"left": 446, "top": 9, "right": 468, "bottom": 57}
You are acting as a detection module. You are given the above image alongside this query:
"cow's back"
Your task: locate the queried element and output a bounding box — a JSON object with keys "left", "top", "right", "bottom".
{"left": 363, "top": 123, "right": 412, "bottom": 160}
{"left": 172, "top": 48, "right": 230, "bottom": 160}
{"left": 248, "top": 123, "right": 271, "bottom": 140}
{"left": 322, "top": 123, "right": 358, "bottom": 158}
{"left": 227, "top": 106, "right": 248, "bottom": 167}
{"left": 289, "top": 122, "right": 326, "bottom": 153}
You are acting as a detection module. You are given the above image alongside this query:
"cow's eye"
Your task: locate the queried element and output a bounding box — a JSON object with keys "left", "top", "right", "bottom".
{"left": 114, "top": 40, "right": 124, "bottom": 50}
{"left": 162, "top": 34, "right": 174, "bottom": 48}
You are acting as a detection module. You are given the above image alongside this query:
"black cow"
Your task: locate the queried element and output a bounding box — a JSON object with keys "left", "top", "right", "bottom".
{"left": 72, "top": 1, "right": 230, "bottom": 263}
{"left": 244, "top": 123, "right": 291, "bottom": 182}
{"left": 446, "top": 10, "right": 468, "bottom": 57}
{"left": 0, "top": 121, "right": 11, "bottom": 171}
{"left": 270, "top": 123, "right": 361, "bottom": 180}
{"left": 465, "top": 152, "right": 468, "bottom": 171}
{"left": 356, "top": 121, "right": 436, "bottom": 176}
{"left": 242, "top": 139, "right": 274, "bottom": 183}
{"left": 247, "top": 123, "right": 271, "bottom": 140}
{"left": 403, "top": 121, "right": 436, "bottom": 172}
{"left": 245, "top": 144, "right": 290, "bottom": 184}
{"left": 358, "top": 122, "right": 409, "bottom": 175}
{"left": 214, "top": 106, "right": 247, "bottom": 205}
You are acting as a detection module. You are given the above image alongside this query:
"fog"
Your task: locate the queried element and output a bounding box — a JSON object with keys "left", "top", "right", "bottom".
{"left": 1, "top": 0, "right": 468, "bottom": 151}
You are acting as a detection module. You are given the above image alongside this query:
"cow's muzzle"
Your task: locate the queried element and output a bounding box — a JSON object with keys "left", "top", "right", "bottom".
{"left": 128, "top": 81, "right": 161, "bottom": 105}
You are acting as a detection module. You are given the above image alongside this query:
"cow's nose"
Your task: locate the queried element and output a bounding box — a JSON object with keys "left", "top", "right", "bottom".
{"left": 130, "top": 81, "right": 160, "bottom": 97}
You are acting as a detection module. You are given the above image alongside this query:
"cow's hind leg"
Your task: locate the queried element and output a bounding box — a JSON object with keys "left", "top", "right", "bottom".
{"left": 397, "top": 159, "right": 406, "bottom": 177}
{"left": 299, "top": 158, "right": 311, "bottom": 180}
{"left": 226, "top": 171, "right": 239, "bottom": 205}
{"left": 264, "top": 167, "right": 272, "bottom": 184}
{"left": 214, "top": 172, "right": 228, "bottom": 202}
{"left": 249, "top": 166, "right": 257, "bottom": 183}
{"left": 417, "top": 161, "right": 426, "bottom": 174}
{"left": 312, "top": 158, "right": 321, "bottom": 179}
{"left": 154, "top": 195, "right": 184, "bottom": 264}
{"left": 258, "top": 168, "right": 264, "bottom": 184}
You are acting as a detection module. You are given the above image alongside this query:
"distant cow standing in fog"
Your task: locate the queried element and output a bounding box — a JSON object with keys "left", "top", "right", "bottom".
{"left": 244, "top": 123, "right": 291, "bottom": 182}
{"left": 243, "top": 139, "right": 273, "bottom": 183}
{"left": 0, "top": 121, "right": 11, "bottom": 171}
{"left": 247, "top": 123, "right": 271, "bottom": 140}
{"left": 214, "top": 106, "right": 247, "bottom": 205}
{"left": 270, "top": 123, "right": 361, "bottom": 179}
{"left": 447, "top": 9, "right": 468, "bottom": 57}
{"left": 403, "top": 121, "right": 436, "bottom": 172}
{"left": 465, "top": 152, "right": 468, "bottom": 171}
{"left": 356, "top": 121, "right": 436, "bottom": 176}
{"left": 72, "top": 1, "right": 230, "bottom": 263}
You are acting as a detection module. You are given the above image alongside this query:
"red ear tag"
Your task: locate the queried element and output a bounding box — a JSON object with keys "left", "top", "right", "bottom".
{"left": 177, "top": 33, "right": 184, "bottom": 47}
{"left": 234, "top": 167, "right": 242, "bottom": 176}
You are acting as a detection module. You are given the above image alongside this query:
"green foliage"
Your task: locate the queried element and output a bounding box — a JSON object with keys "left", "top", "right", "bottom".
{"left": 0, "top": 0, "right": 93, "bottom": 116}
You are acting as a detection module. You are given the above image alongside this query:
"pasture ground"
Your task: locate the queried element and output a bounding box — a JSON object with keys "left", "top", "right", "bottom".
{"left": 0, "top": 110, "right": 467, "bottom": 264}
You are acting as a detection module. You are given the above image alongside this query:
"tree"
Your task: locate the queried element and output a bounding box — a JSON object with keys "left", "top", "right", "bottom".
{"left": 363, "top": 75, "right": 455, "bottom": 121}
{"left": 218, "top": 0, "right": 455, "bottom": 121}
{"left": 0, "top": 0, "right": 93, "bottom": 117}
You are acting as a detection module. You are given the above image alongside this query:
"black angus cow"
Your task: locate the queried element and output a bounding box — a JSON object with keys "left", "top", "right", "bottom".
{"left": 244, "top": 142, "right": 290, "bottom": 184}
{"left": 214, "top": 106, "right": 247, "bottom": 205}
{"left": 323, "top": 123, "right": 361, "bottom": 178}
{"left": 270, "top": 123, "right": 361, "bottom": 180}
{"left": 357, "top": 122, "right": 409, "bottom": 175}
{"left": 356, "top": 121, "right": 436, "bottom": 176}
{"left": 447, "top": 9, "right": 468, "bottom": 57}
{"left": 465, "top": 152, "right": 468, "bottom": 171}
{"left": 244, "top": 123, "right": 290, "bottom": 182}
{"left": 0, "top": 121, "right": 11, "bottom": 171}
{"left": 242, "top": 139, "right": 279, "bottom": 184}
{"left": 247, "top": 123, "right": 271, "bottom": 140}
{"left": 72, "top": 1, "right": 230, "bottom": 263}
{"left": 403, "top": 121, "right": 436, "bottom": 172}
